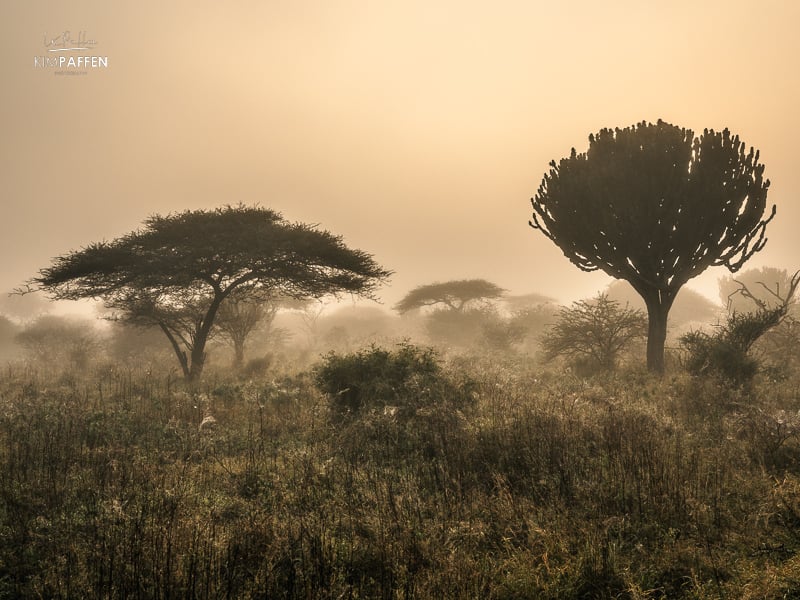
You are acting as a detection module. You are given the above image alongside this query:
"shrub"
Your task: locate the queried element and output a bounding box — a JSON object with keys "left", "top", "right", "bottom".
{"left": 313, "top": 342, "right": 472, "bottom": 420}
{"left": 681, "top": 306, "right": 788, "bottom": 386}
{"left": 16, "top": 315, "right": 102, "bottom": 372}
{"left": 680, "top": 329, "right": 759, "bottom": 386}
{"left": 541, "top": 294, "right": 647, "bottom": 373}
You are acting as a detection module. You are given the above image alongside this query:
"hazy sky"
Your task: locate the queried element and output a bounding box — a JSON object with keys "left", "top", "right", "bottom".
{"left": 2, "top": 1, "right": 799, "bottom": 313}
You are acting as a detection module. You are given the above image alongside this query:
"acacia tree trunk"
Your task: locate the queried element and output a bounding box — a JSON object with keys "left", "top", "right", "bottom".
{"left": 159, "top": 323, "right": 191, "bottom": 381}
{"left": 232, "top": 339, "right": 245, "bottom": 370}
{"left": 186, "top": 295, "right": 225, "bottom": 384}
{"left": 188, "top": 344, "right": 207, "bottom": 384}
{"left": 643, "top": 291, "right": 674, "bottom": 374}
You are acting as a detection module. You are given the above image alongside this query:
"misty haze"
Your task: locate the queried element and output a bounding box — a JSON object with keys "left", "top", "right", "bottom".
{"left": 1, "top": 2, "right": 799, "bottom": 598}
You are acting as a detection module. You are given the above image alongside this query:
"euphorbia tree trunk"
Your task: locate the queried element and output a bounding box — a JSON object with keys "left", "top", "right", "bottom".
{"left": 642, "top": 289, "right": 676, "bottom": 375}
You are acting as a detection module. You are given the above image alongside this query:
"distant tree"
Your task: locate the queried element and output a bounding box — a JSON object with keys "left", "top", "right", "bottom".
{"left": 318, "top": 306, "right": 396, "bottom": 352}
{"left": 480, "top": 312, "right": 527, "bottom": 352}
{"left": 394, "top": 279, "right": 505, "bottom": 314}
{"left": 29, "top": 206, "right": 391, "bottom": 382}
{"left": 424, "top": 307, "right": 491, "bottom": 348}
{"left": 216, "top": 293, "right": 282, "bottom": 369}
{"left": 530, "top": 120, "right": 775, "bottom": 373}
{"left": 506, "top": 303, "right": 560, "bottom": 354}
{"left": 541, "top": 294, "right": 648, "bottom": 373}
{"left": 297, "top": 299, "right": 327, "bottom": 350}
{"left": 761, "top": 316, "right": 800, "bottom": 375}
{"left": 502, "top": 292, "right": 556, "bottom": 314}
{"left": 105, "top": 321, "right": 173, "bottom": 368}
{"left": 489, "top": 293, "right": 559, "bottom": 354}
{"left": 604, "top": 280, "right": 719, "bottom": 328}
{"left": 719, "top": 267, "right": 796, "bottom": 313}
{"left": 16, "top": 315, "right": 101, "bottom": 371}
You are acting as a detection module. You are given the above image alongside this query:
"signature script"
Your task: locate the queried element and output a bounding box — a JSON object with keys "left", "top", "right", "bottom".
{"left": 44, "top": 31, "right": 97, "bottom": 51}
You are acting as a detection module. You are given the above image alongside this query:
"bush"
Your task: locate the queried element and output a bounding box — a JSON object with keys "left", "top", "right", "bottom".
{"left": 313, "top": 342, "right": 473, "bottom": 420}
{"left": 680, "top": 329, "right": 759, "bottom": 386}
{"left": 681, "top": 307, "right": 788, "bottom": 386}
{"left": 541, "top": 294, "right": 647, "bottom": 373}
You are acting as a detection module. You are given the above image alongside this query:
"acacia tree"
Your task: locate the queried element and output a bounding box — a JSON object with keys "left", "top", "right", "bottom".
{"left": 30, "top": 205, "right": 391, "bottom": 382}
{"left": 394, "top": 279, "right": 506, "bottom": 348}
{"left": 394, "top": 279, "right": 505, "bottom": 313}
{"left": 541, "top": 294, "right": 647, "bottom": 372}
{"left": 215, "top": 292, "right": 285, "bottom": 369}
{"left": 530, "top": 120, "right": 775, "bottom": 373}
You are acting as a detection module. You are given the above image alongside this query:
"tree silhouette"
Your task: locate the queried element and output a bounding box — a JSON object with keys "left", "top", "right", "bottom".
{"left": 681, "top": 271, "right": 799, "bottom": 385}
{"left": 216, "top": 292, "right": 288, "bottom": 369}
{"left": 541, "top": 294, "right": 647, "bottom": 373}
{"left": 604, "top": 280, "right": 719, "bottom": 327}
{"left": 394, "top": 279, "right": 505, "bottom": 314}
{"left": 30, "top": 205, "right": 391, "bottom": 382}
{"left": 530, "top": 120, "right": 775, "bottom": 373}
{"left": 718, "top": 266, "right": 796, "bottom": 313}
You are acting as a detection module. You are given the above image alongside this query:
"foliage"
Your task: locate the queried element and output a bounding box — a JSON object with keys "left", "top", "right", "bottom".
{"left": 15, "top": 315, "right": 101, "bottom": 372}
{"left": 541, "top": 293, "right": 647, "bottom": 373}
{"left": 313, "top": 342, "right": 473, "bottom": 420}
{"left": 681, "top": 307, "right": 790, "bottom": 386}
{"left": 480, "top": 313, "right": 527, "bottom": 352}
{"left": 30, "top": 205, "right": 391, "bottom": 382}
{"left": 505, "top": 303, "right": 560, "bottom": 354}
{"left": 530, "top": 120, "right": 775, "bottom": 373}
{"left": 215, "top": 293, "right": 287, "bottom": 369}
{"left": 105, "top": 321, "right": 173, "bottom": 368}
{"left": 502, "top": 292, "right": 556, "bottom": 314}
{"left": 683, "top": 270, "right": 800, "bottom": 385}
{"left": 759, "top": 316, "right": 800, "bottom": 376}
{"left": 394, "top": 279, "right": 505, "bottom": 313}
{"left": 680, "top": 328, "right": 760, "bottom": 386}
{"left": 424, "top": 306, "right": 496, "bottom": 349}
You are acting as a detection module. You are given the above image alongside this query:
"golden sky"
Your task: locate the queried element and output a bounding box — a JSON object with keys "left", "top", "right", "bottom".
{"left": 2, "top": 1, "right": 798, "bottom": 310}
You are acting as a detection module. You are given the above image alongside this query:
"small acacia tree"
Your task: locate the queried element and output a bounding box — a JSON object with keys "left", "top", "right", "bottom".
{"left": 394, "top": 279, "right": 505, "bottom": 314}
{"left": 394, "top": 279, "right": 507, "bottom": 348}
{"left": 29, "top": 205, "right": 391, "bottom": 382}
{"left": 530, "top": 120, "right": 775, "bottom": 373}
{"left": 215, "top": 292, "right": 290, "bottom": 369}
{"left": 541, "top": 294, "right": 647, "bottom": 373}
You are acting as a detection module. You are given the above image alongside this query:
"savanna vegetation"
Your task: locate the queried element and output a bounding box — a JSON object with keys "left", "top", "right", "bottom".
{"left": 1, "top": 312, "right": 799, "bottom": 598}
{"left": 2, "top": 120, "right": 797, "bottom": 598}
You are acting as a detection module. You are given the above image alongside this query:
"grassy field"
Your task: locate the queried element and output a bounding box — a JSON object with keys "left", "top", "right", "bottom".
{"left": 1, "top": 352, "right": 799, "bottom": 599}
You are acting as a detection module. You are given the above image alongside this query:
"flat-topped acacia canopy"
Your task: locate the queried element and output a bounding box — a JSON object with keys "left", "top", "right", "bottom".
{"left": 32, "top": 205, "right": 391, "bottom": 382}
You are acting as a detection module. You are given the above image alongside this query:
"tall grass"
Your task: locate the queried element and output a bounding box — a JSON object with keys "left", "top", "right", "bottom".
{"left": 0, "top": 354, "right": 799, "bottom": 598}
